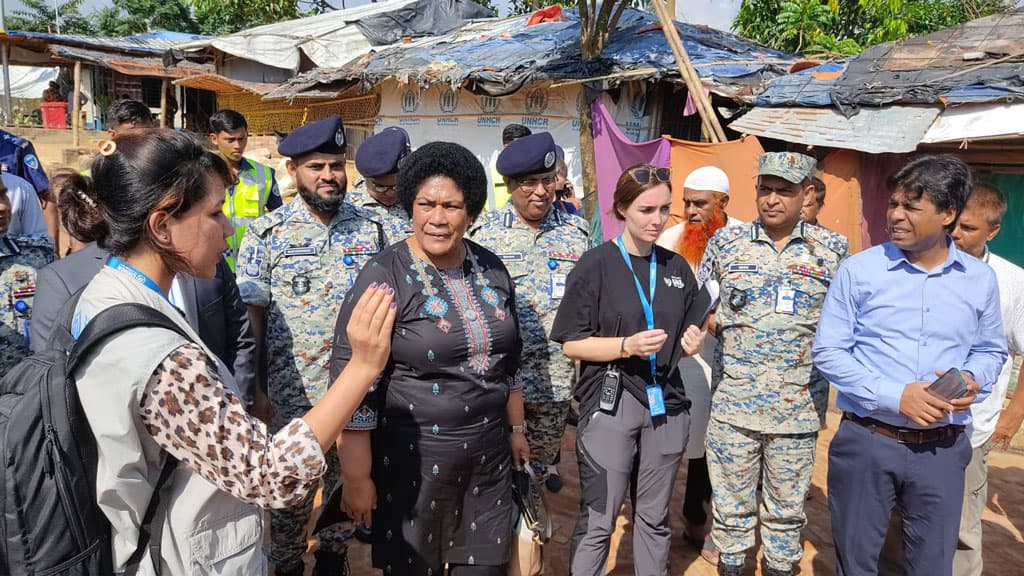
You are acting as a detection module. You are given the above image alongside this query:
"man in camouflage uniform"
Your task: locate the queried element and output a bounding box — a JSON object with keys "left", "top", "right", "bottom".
{"left": 235, "top": 115, "right": 406, "bottom": 576}
{"left": 347, "top": 126, "right": 413, "bottom": 225}
{"left": 469, "top": 132, "right": 589, "bottom": 485}
{"left": 696, "top": 152, "right": 848, "bottom": 576}
{"left": 0, "top": 179, "right": 53, "bottom": 372}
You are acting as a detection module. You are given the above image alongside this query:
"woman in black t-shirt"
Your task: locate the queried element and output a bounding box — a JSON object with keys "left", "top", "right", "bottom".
{"left": 551, "top": 164, "right": 704, "bottom": 576}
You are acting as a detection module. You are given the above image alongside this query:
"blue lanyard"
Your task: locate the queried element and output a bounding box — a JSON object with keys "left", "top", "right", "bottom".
{"left": 615, "top": 236, "right": 658, "bottom": 385}
{"left": 106, "top": 256, "right": 169, "bottom": 301}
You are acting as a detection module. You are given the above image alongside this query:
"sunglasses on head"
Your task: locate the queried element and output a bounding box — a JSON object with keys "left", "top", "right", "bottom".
{"left": 627, "top": 166, "right": 671, "bottom": 185}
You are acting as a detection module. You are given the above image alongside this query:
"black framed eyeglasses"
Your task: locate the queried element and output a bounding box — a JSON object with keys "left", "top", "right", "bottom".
{"left": 627, "top": 166, "right": 671, "bottom": 185}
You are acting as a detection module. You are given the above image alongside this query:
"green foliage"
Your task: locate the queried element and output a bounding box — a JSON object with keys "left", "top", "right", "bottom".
{"left": 96, "top": 0, "right": 199, "bottom": 36}
{"left": 734, "top": 0, "right": 1016, "bottom": 57}
{"left": 7, "top": 0, "right": 95, "bottom": 35}
{"left": 188, "top": 0, "right": 334, "bottom": 36}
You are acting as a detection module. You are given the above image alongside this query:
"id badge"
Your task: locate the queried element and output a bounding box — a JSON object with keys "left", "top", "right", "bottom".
{"left": 647, "top": 384, "right": 666, "bottom": 417}
{"left": 774, "top": 285, "right": 796, "bottom": 315}
{"left": 549, "top": 273, "right": 567, "bottom": 300}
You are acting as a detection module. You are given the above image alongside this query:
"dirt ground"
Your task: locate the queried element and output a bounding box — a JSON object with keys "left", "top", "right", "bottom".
{"left": 325, "top": 409, "right": 1024, "bottom": 576}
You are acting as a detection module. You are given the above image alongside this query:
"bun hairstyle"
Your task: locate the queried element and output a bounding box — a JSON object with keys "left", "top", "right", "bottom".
{"left": 53, "top": 167, "right": 107, "bottom": 244}
{"left": 89, "top": 128, "right": 231, "bottom": 271}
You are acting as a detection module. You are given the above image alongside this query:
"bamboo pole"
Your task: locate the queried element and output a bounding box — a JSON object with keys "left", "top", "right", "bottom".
{"left": 72, "top": 61, "right": 81, "bottom": 146}
{"left": 160, "top": 78, "right": 169, "bottom": 128}
{"left": 650, "top": 0, "right": 727, "bottom": 143}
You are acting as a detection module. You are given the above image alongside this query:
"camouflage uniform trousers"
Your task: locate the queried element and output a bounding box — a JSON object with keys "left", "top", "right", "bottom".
{"left": 524, "top": 399, "right": 571, "bottom": 480}
{"left": 269, "top": 403, "right": 346, "bottom": 571}
{"left": 705, "top": 416, "right": 817, "bottom": 571}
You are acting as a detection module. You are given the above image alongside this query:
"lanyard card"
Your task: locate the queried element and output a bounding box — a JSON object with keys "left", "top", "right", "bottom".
{"left": 775, "top": 285, "right": 796, "bottom": 315}
{"left": 549, "top": 273, "right": 567, "bottom": 300}
{"left": 647, "top": 384, "right": 666, "bottom": 417}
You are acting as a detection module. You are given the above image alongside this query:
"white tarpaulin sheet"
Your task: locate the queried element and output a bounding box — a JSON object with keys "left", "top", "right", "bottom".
{"left": 176, "top": 0, "right": 419, "bottom": 73}
{"left": 375, "top": 79, "right": 658, "bottom": 201}
{"left": 920, "top": 102, "right": 1024, "bottom": 143}
{"left": 1, "top": 66, "right": 58, "bottom": 99}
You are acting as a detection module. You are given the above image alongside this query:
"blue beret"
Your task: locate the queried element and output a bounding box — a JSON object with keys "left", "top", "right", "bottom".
{"left": 355, "top": 127, "right": 411, "bottom": 178}
{"left": 278, "top": 115, "right": 347, "bottom": 158}
{"left": 497, "top": 132, "right": 557, "bottom": 178}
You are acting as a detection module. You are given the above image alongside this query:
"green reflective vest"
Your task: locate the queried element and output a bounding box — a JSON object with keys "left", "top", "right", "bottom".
{"left": 223, "top": 160, "right": 274, "bottom": 270}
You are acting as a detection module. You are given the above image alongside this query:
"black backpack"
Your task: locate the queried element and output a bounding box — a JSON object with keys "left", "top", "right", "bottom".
{"left": 0, "top": 294, "right": 191, "bottom": 575}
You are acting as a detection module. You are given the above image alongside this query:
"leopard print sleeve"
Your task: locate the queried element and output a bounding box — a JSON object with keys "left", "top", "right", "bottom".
{"left": 140, "top": 343, "right": 327, "bottom": 509}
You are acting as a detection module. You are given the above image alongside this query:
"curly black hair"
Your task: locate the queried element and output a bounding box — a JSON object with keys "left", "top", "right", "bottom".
{"left": 397, "top": 141, "right": 488, "bottom": 219}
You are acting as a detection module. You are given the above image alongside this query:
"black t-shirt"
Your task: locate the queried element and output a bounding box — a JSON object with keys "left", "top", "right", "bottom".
{"left": 550, "top": 240, "right": 699, "bottom": 416}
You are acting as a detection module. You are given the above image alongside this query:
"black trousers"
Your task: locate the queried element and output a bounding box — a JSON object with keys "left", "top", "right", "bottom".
{"left": 682, "top": 456, "right": 712, "bottom": 526}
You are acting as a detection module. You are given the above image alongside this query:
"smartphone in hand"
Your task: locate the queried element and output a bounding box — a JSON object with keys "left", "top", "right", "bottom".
{"left": 928, "top": 368, "right": 968, "bottom": 400}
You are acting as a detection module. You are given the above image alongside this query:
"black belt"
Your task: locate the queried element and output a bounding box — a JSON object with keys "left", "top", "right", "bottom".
{"left": 843, "top": 412, "right": 963, "bottom": 445}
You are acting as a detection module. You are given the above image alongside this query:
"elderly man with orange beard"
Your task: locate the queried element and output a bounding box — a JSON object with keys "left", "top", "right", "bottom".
{"left": 656, "top": 166, "right": 742, "bottom": 565}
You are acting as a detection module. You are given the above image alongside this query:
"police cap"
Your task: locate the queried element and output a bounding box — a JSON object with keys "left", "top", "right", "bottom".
{"left": 497, "top": 132, "right": 557, "bottom": 179}
{"left": 355, "top": 127, "right": 410, "bottom": 178}
{"left": 278, "top": 115, "right": 347, "bottom": 158}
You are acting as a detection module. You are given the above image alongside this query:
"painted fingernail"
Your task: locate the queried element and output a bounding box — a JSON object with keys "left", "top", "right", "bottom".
{"left": 369, "top": 281, "right": 378, "bottom": 289}
{"left": 387, "top": 287, "right": 395, "bottom": 296}
{"left": 390, "top": 301, "right": 397, "bottom": 309}
{"left": 379, "top": 282, "right": 389, "bottom": 291}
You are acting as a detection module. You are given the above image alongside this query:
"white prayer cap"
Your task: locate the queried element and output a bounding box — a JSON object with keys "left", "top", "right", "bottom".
{"left": 683, "top": 166, "right": 730, "bottom": 195}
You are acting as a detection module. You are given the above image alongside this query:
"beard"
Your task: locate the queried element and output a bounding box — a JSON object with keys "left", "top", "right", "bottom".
{"left": 297, "top": 179, "right": 346, "bottom": 215}
{"left": 677, "top": 209, "right": 727, "bottom": 266}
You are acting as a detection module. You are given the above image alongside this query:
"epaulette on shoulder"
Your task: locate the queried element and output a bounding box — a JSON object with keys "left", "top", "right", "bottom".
{"left": 713, "top": 223, "right": 748, "bottom": 247}
{"left": 8, "top": 234, "right": 54, "bottom": 252}
{"left": 250, "top": 206, "right": 287, "bottom": 236}
{"left": 469, "top": 210, "right": 500, "bottom": 234}
{"left": 562, "top": 212, "right": 591, "bottom": 237}
{"left": 806, "top": 225, "right": 849, "bottom": 256}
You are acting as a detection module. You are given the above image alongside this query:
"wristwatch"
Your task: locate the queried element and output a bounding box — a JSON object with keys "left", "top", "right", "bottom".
{"left": 620, "top": 336, "right": 629, "bottom": 358}
{"left": 511, "top": 423, "right": 527, "bottom": 434}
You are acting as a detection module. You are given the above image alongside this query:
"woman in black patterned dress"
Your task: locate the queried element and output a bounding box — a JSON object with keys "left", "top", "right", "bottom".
{"left": 330, "top": 141, "right": 529, "bottom": 576}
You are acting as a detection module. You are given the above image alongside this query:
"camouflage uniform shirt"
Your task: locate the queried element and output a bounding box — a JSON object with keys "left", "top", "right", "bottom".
{"left": 235, "top": 199, "right": 406, "bottom": 407}
{"left": 1, "top": 234, "right": 54, "bottom": 372}
{"left": 346, "top": 180, "right": 413, "bottom": 228}
{"left": 469, "top": 205, "right": 590, "bottom": 402}
{"left": 697, "top": 221, "right": 848, "bottom": 433}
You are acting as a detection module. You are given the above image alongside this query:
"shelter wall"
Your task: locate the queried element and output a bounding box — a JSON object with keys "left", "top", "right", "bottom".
{"left": 375, "top": 79, "right": 659, "bottom": 201}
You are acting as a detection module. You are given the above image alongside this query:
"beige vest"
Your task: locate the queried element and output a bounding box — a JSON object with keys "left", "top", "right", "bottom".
{"left": 73, "top": 265, "right": 265, "bottom": 575}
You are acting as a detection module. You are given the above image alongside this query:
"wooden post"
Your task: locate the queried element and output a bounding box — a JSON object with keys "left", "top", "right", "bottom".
{"left": 650, "top": 0, "right": 726, "bottom": 143}
{"left": 160, "top": 78, "right": 169, "bottom": 128}
{"left": 72, "top": 61, "right": 82, "bottom": 146}
{"left": 666, "top": 0, "right": 677, "bottom": 17}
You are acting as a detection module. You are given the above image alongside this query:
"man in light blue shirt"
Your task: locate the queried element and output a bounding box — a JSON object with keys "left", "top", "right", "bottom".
{"left": 813, "top": 155, "right": 1006, "bottom": 576}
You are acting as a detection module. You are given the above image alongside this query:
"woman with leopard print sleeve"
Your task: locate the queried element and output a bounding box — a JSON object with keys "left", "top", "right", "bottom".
{"left": 68, "top": 129, "right": 396, "bottom": 574}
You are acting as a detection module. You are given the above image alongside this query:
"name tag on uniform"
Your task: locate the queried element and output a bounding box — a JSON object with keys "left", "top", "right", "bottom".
{"left": 284, "top": 246, "right": 318, "bottom": 257}
{"left": 729, "top": 263, "right": 759, "bottom": 273}
{"left": 647, "top": 385, "right": 666, "bottom": 417}
{"left": 549, "top": 273, "right": 567, "bottom": 299}
{"left": 497, "top": 252, "right": 525, "bottom": 263}
{"left": 775, "top": 285, "right": 796, "bottom": 315}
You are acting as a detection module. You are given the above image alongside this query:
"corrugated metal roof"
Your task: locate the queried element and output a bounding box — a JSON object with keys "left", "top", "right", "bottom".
{"left": 729, "top": 106, "right": 940, "bottom": 153}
